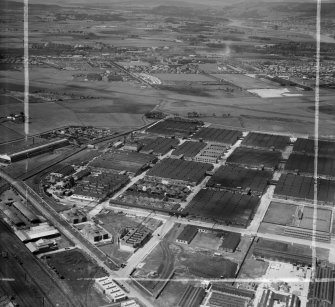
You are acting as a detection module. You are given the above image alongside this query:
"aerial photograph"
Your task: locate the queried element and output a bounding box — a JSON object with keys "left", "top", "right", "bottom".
{"left": 0, "top": 0, "right": 334, "bottom": 306}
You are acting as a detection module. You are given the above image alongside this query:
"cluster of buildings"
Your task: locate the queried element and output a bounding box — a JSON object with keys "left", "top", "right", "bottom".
{"left": 176, "top": 225, "right": 241, "bottom": 253}
{"left": 119, "top": 227, "right": 151, "bottom": 253}
{"left": 72, "top": 172, "right": 129, "bottom": 202}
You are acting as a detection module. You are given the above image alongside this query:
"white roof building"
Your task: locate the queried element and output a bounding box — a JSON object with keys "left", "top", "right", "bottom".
{"left": 95, "top": 276, "right": 127, "bottom": 302}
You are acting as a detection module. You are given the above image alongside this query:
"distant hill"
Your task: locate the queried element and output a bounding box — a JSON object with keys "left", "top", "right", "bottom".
{"left": 221, "top": 2, "right": 335, "bottom": 19}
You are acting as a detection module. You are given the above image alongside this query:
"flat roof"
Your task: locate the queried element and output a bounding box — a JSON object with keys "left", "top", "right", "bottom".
{"left": 176, "top": 225, "right": 198, "bottom": 242}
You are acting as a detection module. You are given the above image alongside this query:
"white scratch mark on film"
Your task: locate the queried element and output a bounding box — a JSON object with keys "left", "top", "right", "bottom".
{"left": 312, "top": 0, "right": 321, "bottom": 281}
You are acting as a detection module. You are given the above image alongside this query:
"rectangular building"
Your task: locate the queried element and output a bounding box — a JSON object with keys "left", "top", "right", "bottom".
{"left": 176, "top": 225, "right": 198, "bottom": 245}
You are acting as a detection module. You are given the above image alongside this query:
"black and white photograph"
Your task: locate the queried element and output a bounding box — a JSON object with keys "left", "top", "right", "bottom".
{"left": 0, "top": 0, "right": 334, "bottom": 306}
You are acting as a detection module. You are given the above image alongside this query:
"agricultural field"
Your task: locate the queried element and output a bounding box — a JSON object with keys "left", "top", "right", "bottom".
{"left": 154, "top": 73, "right": 214, "bottom": 83}
{"left": 211, "top": 73, "right": 279, "bottom": 89}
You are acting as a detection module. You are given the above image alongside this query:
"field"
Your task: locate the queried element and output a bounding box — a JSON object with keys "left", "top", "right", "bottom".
{"left": 154, "top": 73, "right": 214, "bottom": 82}
{"left": 184, "top": 189, "right": 260, "bottom": 227}
{"left": 262, "top": 202, "right": 332, "bottom": 233}
{"left": 154, "top": 275, "right": 189, "bottom": 307}
{"left": 237, "top": 258, "right": 269, "bottom": 281}
{"left": 263, "top": 202, "right": 297, "bottom": 225}
{"left": 284, "top": 153, "right": 335, "bottom": 178}
{"left": 211, "top": 74, "right": 279, "bottom": 89}
{"left": 176, "top": 248, "right": 238, "bottom": 279}
{"left": 207, "top": 165, "right": 272, "bottom": 195}
{"left": 226, "top": 147, "right": 282, "bottom": 170}
{"left": 241, "top": 132, "right": 290, "bottom": 151}
{"left": 191, "top": 127, "right": 242, "bottom": 145}
{"left": 274, "top": 173, "right": 335, "bottom": 205}
{"left": 45, "top": 249, "right": 108, "bottom": 307}
{"left": 146, "top": 158, "right": 213, "bottom": 184}
{"left": 0, "top": 124, "right": 24, "bottom": 143}
{"left": 132, "top": 241, "right": 175, "bottom": 297}
{"left": 0, "top": 68, "right": 158, "bottom": 140}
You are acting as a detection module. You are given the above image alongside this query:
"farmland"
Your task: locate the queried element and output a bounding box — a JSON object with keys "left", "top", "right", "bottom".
{"left": 211, "top": 74, "right": 279, "bottom": 89}
{"left": 154, "top": 73, "right": 214, "bottom": 83}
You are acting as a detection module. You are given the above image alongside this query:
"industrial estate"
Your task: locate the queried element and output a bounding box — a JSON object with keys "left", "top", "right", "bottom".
{"left": 0, "top": 0, "right": 335, "bottom": 307}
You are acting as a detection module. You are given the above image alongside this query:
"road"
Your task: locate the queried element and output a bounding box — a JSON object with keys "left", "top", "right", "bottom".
{"left": 118, "top": 217, "right": 175, "bottom": 277}
{"left": 105, "top": 203, "right": 335, "bottom": 260}
{"left": 0, "top": 170, "right": 157, "bottom": 307}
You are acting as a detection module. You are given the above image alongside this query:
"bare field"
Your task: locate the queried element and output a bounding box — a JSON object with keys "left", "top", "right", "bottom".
{"left": 263, "top": 202, "right": 297, "bottom": 226}
{"left": 45, "top": 249, "right": 108, "bottom": 307}
{"left": 211, "top": 74, "right": 279, "bottom": 89}
{"left": 157, "top": 93, "right": 335, "bottom": 136}
{"left": 155, "top": 274, "right": 189, "bottom": 307}
{"left": 154, "top": 73, "right": 214, "bottom": 82}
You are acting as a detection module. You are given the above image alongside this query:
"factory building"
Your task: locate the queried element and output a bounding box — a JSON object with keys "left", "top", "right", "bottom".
{"left": 15, "top": 223, "right": 60, "bottom": 242}
{"left": 25, "top": 238, "right": 58, "bottom": 254}
{"left": 176, "top": 225, "right": 198, "bottom": 245}
{"left": 95, "top": 276, "right": 127, "bottom": 302}
{"left": 62, "top": 208, "right": 87, "bottom": 224}
{"left": 120, "top": 227, "right": 151, "bottom": 253}
{"left": 0, "top": 138, "right": 69, "bottom": 163}
{"left": 81, "top": 224, "right": 109, "bottom": 243}
{"left": 12, "top": 201, "right": 40, "bottom": 224}
{"left": 2, "top": 208, "right": 26, "bottom": 227}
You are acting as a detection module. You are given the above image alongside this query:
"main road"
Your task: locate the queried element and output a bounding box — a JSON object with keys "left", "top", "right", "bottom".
{"left": 0, "top": 170, "right": 156, "bottom": 307}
